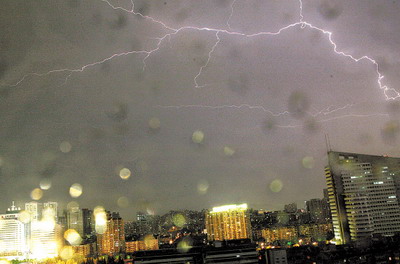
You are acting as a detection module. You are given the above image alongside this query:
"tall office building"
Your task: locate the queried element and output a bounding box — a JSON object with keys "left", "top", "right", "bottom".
{"left": 325, "top": 151, "right": 400, "bottom": 245}
{"left": 25, "top": 202, "right": 42, "bottom": 221}
{"left": 82, "top": 208, "right": 94, "bottom": 238}
{"left": 67, "top": 206, "right": 84, "bottom": 237}
{"left": 25, "top": 201, "right": 61, "bottom": 258}
{"left": 43, "top": 202, "right": 58, "bottom": 221}
{"left": 0, "top": 202, "right": 28, "bottom": 259}
{"left": 205, "top": 203, "right": 251, "bottom": 241}
{"left": 30, "top": 220, "right": 61, "bottom": 259}
{"left": 97, "top": 212, "right": 125, "bottom": 255}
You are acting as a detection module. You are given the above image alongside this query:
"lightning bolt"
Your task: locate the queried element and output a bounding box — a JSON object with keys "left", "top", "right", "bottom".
{"left": 2, "top": 0, "right": 398, "bottom": 104}
{"left": 154, "top": 104, "right": 290, "bottom": 117}
{"left": 194, "top": 32, "right": 221, "bottom": 88}
{"left": 226, "top": 0, "right": 238, "bottom": 30}
{"left": 154, "top": 103, "right": 357, "bottom": 119}
{"left": 275, "top": 113, "right": 390, "bottom": 129}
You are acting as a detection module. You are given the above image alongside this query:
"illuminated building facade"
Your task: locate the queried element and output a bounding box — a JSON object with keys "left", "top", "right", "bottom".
{"left": 261, "top": 223, "right": 333, "bottom": 245}
{"left": 305, "top": 198, "right": 330, "bottom": 223}
{"left": 0, "top": 202, "right": 28, "bottom": 259}
{"left": 125, "top": 237, "right": 159, "bottom": 253}
{"left": 25, "top": 201, "right": 61, "bottom": 258}
{"left": 30, "top": 221, "right": 61, "bottom": 259}
{"left": 72, "top": 243, "right": 96, "bottom": 257}
{"left": 205, "top": 204, "right": 251, "bottom": 241}
{"left": 326, "top": 151, "right": 400, "bottom": 245}
{"left": 25, "top": 202, "right": 42, "bottom": 221}
{"left": 261, "top": 226, "right": 297, "bottom": 244}
{"left": 43, "top": 202, "right": 58, "bottom": 221}
{"left": 97, "top": 212, "right": 125, "bottom": 255}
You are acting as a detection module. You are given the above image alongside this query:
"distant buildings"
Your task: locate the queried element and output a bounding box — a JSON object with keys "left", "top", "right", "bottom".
{"left": 325, "top": 151, "right": 400, "bottom": 245}
{"left": 261, "top": 223, "right": 333, "bottom": 246}
{"left": 284, "top": 203, "right": 297, "bottom": 214}
{"left": 305, "top": 198, "right": 330, "bottom": 224}
{"left": 205, "top": 203, "right": 251, "bottom": 241}
{"left": 125, "top": 235, "right": 159, "bottom": 253}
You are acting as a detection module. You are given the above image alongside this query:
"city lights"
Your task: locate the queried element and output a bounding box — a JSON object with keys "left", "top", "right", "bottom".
{"left": 2, "top": 0, "right": 400, "bottom": 263}
{"left": 210, "top": 203, "right": 248, "bottom": 213}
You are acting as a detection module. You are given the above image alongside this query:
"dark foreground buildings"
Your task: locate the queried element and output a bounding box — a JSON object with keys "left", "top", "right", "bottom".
{"left": 325, "top": 151, "right": 400, "bottom": 245}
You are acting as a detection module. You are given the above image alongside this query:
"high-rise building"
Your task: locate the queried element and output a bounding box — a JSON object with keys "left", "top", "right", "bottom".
{"left": 0, "top": 202, "right": 28, "bottom": 260}
{"left": 325, "top": 151, "right": 400, "bottom": 245}
{"left": 25, "top": 202, "right": 42, "bottom": 222}
{"left": 25, "top": 201, "right": 61, "bottom": 258}
{"left": 43, "top": 202, "right": 58, "bottom": 221}
{"left": 305, "top": 199, "right": 327, "bottom": 223}
{"left": 30, "top": 220, "right": 62, "bottom": 259}
{"left": 97, "top": 212, "right": 125, "bottom": 255}
{"left": 67, "top": 206, "right": 84, "bottom": 237}
{"left": 82, "top": 208, "right": 94, "bottom": 238}
{"left": 205, "top": 203, "right": 251, "bottom": 241}
{"left": 125, "top": 236, "right": 159, "bottom": 253}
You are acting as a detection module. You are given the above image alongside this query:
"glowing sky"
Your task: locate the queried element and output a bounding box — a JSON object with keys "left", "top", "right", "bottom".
{"left": 1, "top": 0, "right": 400, "bottom": 219}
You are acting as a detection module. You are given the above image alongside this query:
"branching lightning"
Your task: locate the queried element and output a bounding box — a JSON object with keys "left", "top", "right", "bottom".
{"left": 155, "top": 102, "right": 357, "bottom": 119}
{"left": 226, "top": 0, "right": 238, "bottom": 30}
{"left": 2, "top": 0, "right": 398, "bottom": 128}
{"left": 155, "top": 104, "right": 290, "bottom": 117}
{"left": 194, "top": 32, "right": 221, "bottom": 88}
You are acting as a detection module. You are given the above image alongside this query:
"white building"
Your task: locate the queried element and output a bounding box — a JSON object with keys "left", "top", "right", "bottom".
{"left": 0, "top": 202, "right": 28, "bottom": 260}
{"left": 326, "top": 151, "right": 400, "bottom": 245}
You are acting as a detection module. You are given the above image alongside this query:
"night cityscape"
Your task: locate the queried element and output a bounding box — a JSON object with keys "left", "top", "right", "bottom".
{"left": 2, "top": 0, "right": 400, "bottom": 263}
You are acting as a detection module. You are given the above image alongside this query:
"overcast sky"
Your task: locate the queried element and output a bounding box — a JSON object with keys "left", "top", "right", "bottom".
{"left": 1, "top": 0, "right": 400, "bottom": 220}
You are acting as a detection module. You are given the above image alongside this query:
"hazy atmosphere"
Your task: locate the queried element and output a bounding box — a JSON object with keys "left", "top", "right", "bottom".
{"left": 1, "top": 0, "right": 400, "bottom": 220}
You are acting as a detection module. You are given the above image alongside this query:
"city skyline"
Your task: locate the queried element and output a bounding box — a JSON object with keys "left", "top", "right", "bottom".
{"left": 1, "top": 0, "right": 400, "bottom": 219}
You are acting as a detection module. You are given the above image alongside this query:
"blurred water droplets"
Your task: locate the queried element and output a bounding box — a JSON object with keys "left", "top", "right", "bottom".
{"left": 119, "top": 167, "right": 131, "bottom": 180}
{"left": 381, "top": 120, "right": 400, "bottom": 144}
{"left": 318, "top": 1, "right": 343, "bottom": 20}
{"left": 18, "top": 210, "right": 31, "bottom": 224}
{"left": 177, "top": 237, "right": 193, "bottom": 253}
{"left": 67, "top": 201, "right": 79, "bottom": 210}
{"left": 148, "top": 117, "right": 161, "bottom": 130}
{"left": 302, "top": 156, "right": 315, "bottom": 169}
{"left": 59, "top": 141, "right": 72, "bottom": 153}
{"left": 223, "top": 146, "right": 235, "bottom": 157}
{"left": 106, "top": 103, "right": 128, "bottom": 122}
{"left": 117, "top": 196, "right": 130, "bottom": 208}
{"left": 31, "top": 188, "right": 43, "bottom": 200}
{"left": 60, "top": 246, "right": 74, "bottom": 260}
{"left": 192, "top": 130, "right": 205, "bottom": 144}
{"left": 197, "top": 180, "right": 209, "bottom": 195}
{"left": 64, "top": 229, "right": 82, "bottom": 246}
{"left": 288, "top": 91, "right": 310, "bottom": 118}
{"left": 269, "top": 179, "right": 283, "bottom": 193}
{"left": 39, "top": 178, "right": 52, "bottom": 190}
{"left": 172, "top": 214, "right": 186, "bottom": 228}
{"left": 69, "top": 183, "right": 83, "bottom": 198}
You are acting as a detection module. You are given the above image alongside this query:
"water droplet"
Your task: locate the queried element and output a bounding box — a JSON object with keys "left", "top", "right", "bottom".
{"left": 119, "top": 168, "right": 131, "bottom": 180}
{"left": 59, "top": 141, "right": 72, "bottom": 153}
{"left": 192, "top": 130, "right": 204, "bottom": 144}
{"left": 69, "top": 183, "right": 83, "bottom": 198}
{"left": 269, "top": 179, "right": 283, "bottom": 193}
{"left": 31, "top": 188, "right": 43, "bottom": 200}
